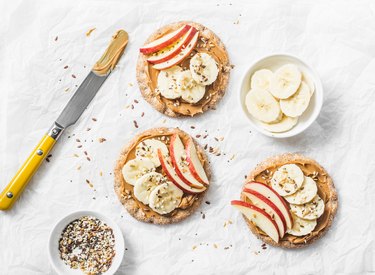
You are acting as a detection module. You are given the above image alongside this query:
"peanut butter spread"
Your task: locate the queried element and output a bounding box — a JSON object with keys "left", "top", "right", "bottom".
{"left": 144, "top": 24, "right": 230, "bottom": 116}
{"left": 92, "top": 30, "right": 129, "bottom": 76}
{"left": 246, "top": 161, "right": 334, "bottom": 245}
{"left": 120, "top": 132, "right": 206, "bottom": 219}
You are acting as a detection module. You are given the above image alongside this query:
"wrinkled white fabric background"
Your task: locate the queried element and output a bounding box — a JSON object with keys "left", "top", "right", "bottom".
{"left": 0, "top": 0, "right": 374, "bottom": 274}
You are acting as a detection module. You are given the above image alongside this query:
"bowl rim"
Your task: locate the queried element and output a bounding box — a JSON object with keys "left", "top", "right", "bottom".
{"left": 239, "top": 52, "right": 323, "bottom": 138}
{"left": 48, "top": 210, "right": 125, "bottom": 275}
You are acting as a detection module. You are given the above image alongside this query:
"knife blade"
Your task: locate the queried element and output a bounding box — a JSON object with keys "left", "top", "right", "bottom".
{"left": 0, "top": 30, "right": 129, "bottom": 210}
{"left": 56, "top": 72, "right": 108, "bottom": 128}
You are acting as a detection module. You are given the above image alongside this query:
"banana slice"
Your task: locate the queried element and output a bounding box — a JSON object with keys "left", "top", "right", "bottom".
{"left": 133, "top": 172, "right": 166, "bottom": 205}
{"left": 189, "top": 52, "right": 219, "bottom": 85}
{"left": 245, "top": 89, "right": 281, "bottom": 123}
{"left": 284, "top": 176, "right": 317, "bottom": 205}
{"left": 271, "top": 164, "right": 304, "bottom": 196}
{"left": 290, "top": 195, "right": 325, "bottom": 220}
{"left": 302, "top": 71, "right": 315, "bottom": 96}
{"left": 269, "top": 64, "right": 302, "bottom": 99}
{"left": 251, "top": 69, "right": 273, "bottom": 91}
{"left": 122, "top": 158, "right": 156, "bottom": 186}
{"left": 177, "top": 70, "right": 206, "bottom": 104}
{"left": 287, "top": 214, "right": 317, "bottom": 236}
{"left": 135, "top": 139, "right": 169, "bottom": 167}
{"left": 259, "top": 115, "right": 298, "bottom": 133}
{"left": 280, "top": 81, "right": 311, "bottom": 117}
{"left": 156, "top": 65, "right": 183, "bottom": 99}
{"left": 149, "top": 182, "right": 183, "bottom": 214}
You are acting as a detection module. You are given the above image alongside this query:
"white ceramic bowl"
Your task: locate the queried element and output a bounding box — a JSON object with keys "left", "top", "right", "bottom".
{"left": 48, "top": 210, "right": 125, "bottom": 275}
{"left": 240, "top": 53, "right": 323, "bottom": 138}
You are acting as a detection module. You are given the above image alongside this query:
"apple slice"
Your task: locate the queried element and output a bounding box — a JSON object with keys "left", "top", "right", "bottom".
{"left": 147, "top": 27, "right": 196, "bottom": 64}
{"left": 140, "top": 25, "right": 191, "bottom": 55}
{"left": 169, "top": 134, "right": 205, "bottom": 189}
{"left": 244, "top": 182, "right": 293, "bottom": 229}
{"left": 153, "top": 31, "right": 199, "bottom": 70}
{"left": 231, "top": 200, "right": 279, "bottom": 243}
{"left": 242, "top": 189, "right": 286, "bottom": 237}
{"left": 185, "top": 138, "right": 209, "bottom": 185}
{"left": 157, "top": 149, "right": 205, "bottom": 194}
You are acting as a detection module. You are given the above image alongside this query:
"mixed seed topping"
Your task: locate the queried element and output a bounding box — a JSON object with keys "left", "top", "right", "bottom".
{"left": 59, "top": 216, "right": 116, "bottom": 275}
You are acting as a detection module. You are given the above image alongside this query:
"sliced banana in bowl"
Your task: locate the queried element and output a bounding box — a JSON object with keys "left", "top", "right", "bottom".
{"left": 251, "top": 69, "right": 273, "bottom": 91}
{"left": 259, "top": 115, "right": 298, "bottom": 133}
{"left": 280, "top": 81, "right": 311, "bottom": 117}
{"left": 302, "top": 71, "right": 315, "bottom": 96}
{"left": 240, "top": 54, "right": 323, "bottom": 138}
{"left": 269, "top": 64, "right": 302, "bottom": 99}
{"left": 245, "top": 89, "right": 281, "bottom": 123}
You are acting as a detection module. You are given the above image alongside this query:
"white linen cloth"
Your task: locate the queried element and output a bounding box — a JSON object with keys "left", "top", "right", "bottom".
{"left": 0, "top": 0, "right": 374, "bottom": 274}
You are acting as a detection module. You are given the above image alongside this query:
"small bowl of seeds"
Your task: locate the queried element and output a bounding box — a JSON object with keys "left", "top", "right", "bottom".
{"left": 48, "top": 211, "right": 124, "bottom": 275}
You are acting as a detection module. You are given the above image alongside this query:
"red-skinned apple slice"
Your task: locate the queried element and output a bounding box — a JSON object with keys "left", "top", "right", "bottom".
{"left": 242, "top": 189, "right": 286, "bottom": 237}
{"left": 244, "top": 182, "right": 293, "bottom": 229}
{"left": 169, "top": 134, "right": 205, "bottom": 189}
{"left": 147, "top": 27, "right": 196, "bottom": 64}
{"left": 157, "top": 149, "right": 205, "bottom": 194}
{"left": 185, "top": 138, "right": 209, "bottom": 185}
{"left": 231, "top": 200, "right": 280, "bottom": 243}
{"left": 153, "top": 31, "right": 199, "bottom": 70}
{"left": 140, "top": 25, "right": 191, "bottom": 55}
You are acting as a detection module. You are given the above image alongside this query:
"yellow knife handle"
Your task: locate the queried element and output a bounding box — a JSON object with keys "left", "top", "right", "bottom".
{"left": 0, "top": 123, "right": 64, "bottom": 210}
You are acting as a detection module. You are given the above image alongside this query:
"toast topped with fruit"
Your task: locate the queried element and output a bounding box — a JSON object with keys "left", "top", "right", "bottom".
{"left": 231, "top": 153, "right": 338, "bottom": 248}
{"left": 114, "top": 127, "right": 210, "bottom": 224}
{"left": 137, "top": 21, "right": 231, "bottom": 117}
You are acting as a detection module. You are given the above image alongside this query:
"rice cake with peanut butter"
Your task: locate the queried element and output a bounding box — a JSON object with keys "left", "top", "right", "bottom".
{"left": 114, "top": 127, "right": 211, "bottom": 224}
{"left": 136, "top": 21, "right": 231, "bottom": 117}
{"left": 241, "top": 153, "right": 338, "bottom": 248}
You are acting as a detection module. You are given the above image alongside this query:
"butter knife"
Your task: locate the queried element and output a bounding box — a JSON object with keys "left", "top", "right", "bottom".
{"left": 0, "top": 30, "right": 129, "bottom": 210}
